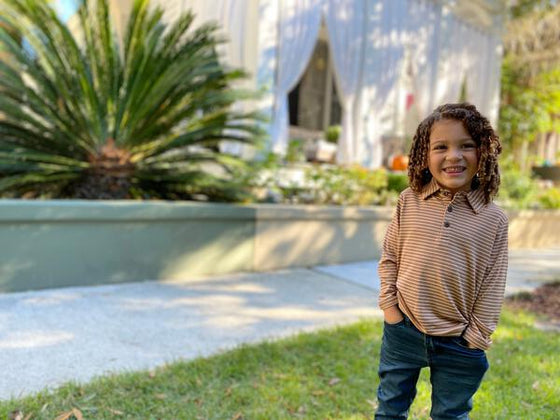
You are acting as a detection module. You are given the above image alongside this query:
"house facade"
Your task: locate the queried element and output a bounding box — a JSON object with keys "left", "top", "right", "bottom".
{"left": 105, "top": 0, "right": 509, "bottom": 168}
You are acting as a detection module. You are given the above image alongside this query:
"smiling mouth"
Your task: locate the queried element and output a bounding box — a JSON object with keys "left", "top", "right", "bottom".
{"left": 443, "top": 166, "right": 465, "bottom": 174}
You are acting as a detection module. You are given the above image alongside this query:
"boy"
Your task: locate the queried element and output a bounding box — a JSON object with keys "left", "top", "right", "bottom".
{"left": 375, "top": 103, "right": 508, "bottom": 420}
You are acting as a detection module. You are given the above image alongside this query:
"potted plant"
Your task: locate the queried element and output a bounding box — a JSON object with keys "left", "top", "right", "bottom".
{"left": 304, "top": 125, "right": 340, "bottom": 163}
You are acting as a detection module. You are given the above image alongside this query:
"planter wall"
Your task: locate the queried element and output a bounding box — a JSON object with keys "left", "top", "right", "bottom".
{"left": 0, "top": 200, "right": 558, "bottom": 293}
{"left": 508, "top": 210, "right": 560, "bottom": 249}
{"left": 253, "top": 205, "right": 391, "bottom": 271}
{"left": 0, "top": 201, "right": 255, "bottom": 293}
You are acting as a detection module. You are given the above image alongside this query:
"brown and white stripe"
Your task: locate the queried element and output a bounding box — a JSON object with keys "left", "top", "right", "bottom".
{"left": 378, "top": 178, "right": 509, "bottom": 350}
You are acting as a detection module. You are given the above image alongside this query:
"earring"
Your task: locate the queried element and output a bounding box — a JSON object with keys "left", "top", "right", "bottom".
{"left": 471, "top": 173, "right": 480, "bottom": 189}
{"left": 422, "top": 168, "right": 431, "bottom": 182}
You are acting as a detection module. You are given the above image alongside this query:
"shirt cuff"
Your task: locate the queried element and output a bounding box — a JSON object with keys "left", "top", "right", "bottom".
{"left": 463, "top": 325, "right": 492, "bottom": 351}
{"left": 379, "top": 295, "right": 399, "bottom": 310}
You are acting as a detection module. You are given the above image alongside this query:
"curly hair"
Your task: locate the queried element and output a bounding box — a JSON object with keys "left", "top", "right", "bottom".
{"left": 408, "top": 102, "right": 502, "bottom": 204}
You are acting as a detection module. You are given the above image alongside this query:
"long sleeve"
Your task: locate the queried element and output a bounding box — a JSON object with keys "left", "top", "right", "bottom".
{"left": 378, "top": 193, "right": 403, "bottom": 310}
{"left": 463, "top": 217, "right": 509, "bottom": 350}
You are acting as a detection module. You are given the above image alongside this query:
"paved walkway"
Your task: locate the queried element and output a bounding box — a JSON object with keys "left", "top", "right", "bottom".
{"left": 1, "top": 248, "right": 559, "bottom": 400}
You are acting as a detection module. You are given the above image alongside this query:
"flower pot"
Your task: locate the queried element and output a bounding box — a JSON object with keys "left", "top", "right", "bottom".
{"left": 304, "top": 139, "right": 337, "bottom": 163}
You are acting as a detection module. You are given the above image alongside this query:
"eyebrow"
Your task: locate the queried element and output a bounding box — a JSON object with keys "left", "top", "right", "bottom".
{"left": 430, "top": 137, "right": 474, "bottom": 144}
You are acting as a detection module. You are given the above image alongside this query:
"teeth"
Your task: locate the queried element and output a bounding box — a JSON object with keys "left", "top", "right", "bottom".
{"left": 444, "top": 167, "right": 464, "bottom": 172}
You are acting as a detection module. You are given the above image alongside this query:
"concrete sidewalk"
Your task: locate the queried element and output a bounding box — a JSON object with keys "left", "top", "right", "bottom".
{"left": 1, "top": 248, "right": 559, "bottom": 400}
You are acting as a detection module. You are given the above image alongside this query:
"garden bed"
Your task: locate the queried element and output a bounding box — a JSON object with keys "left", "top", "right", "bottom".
{"left": 506, "top": 281, "right": 560, "bottom": 323}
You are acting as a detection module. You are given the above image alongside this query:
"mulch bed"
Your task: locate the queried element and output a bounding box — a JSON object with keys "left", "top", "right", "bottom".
{"left": 505, "top": 281, "right": 560, "bottom": 323}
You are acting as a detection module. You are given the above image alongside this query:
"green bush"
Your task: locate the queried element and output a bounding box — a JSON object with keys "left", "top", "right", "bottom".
{"left": 230, "top": 152, "right": 283, "bottom": 201}
{"left": 325, "top": 126, "right": 341, "bottom": 144}
{"left": 0, "top": 0, "right": 261, "bottom": 200}
{"left": 498, "top": 166, "right": 539, "bottom": 209}
{"left": 387, "top": 172, "right": 409, "bottom": 193}
{"left": 285, "top": 139, "right": 305, "bottom": 163}
{"left": 538, "top": 187, "right": 560, "bottom": 209}
{"left": 305, "top": 165, "right": 390, "bottom": 205}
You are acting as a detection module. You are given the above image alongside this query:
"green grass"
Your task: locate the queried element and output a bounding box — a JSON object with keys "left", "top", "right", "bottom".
{"left": 2, "top": 308, "right": 559, "bottom": 419}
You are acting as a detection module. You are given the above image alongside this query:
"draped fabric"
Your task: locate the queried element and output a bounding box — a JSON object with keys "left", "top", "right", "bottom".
{"left": 407, "top": 4, "right": 499, "bottom": 123}
{"left": 359, "top": 0, "right": 409, "bottom": 168}
{"left": 445, "top": 21, "right": 501, "bottom": 124}
{"left": 465, "top": 27, "right": 489, "bottom": 111}
{"left": 211, "top": 0, "right": 256, "bottom": 155}
{"left": 434, "top": 13, "right": 469, "bottom": 106}
{"left": 154, "top": 0, "right": 505, "bottom": 166}
{"left": 406, "top": 0, "right": 442, "bottom": 118}
{"left": 255, "top": 0, "right": 280, "bottom": 155}
{"left": 324, "top": 0, "right": 368, "bottom": 164}
{"left": 178, "top": 0, "right": 252, "bottom": 59}
{"left": 185, "top": 0, "right": 257, "bottom": 155}
{"left": 484, "top": 32, "right": 504, "bottom": 127}
{"left": 270, "top": 0, "right": 323, "bottom": 155}
{"left": 465, "top": 27, "right": 503, "bottom": 125}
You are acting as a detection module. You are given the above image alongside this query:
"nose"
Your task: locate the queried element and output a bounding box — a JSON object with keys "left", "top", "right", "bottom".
{"left": 446, "top": 148, "right": 463, "bottom": 161}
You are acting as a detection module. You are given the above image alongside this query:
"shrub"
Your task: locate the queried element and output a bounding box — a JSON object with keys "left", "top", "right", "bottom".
{"left": 285, "top": 139, "right": 305, "bottom": 163}
{"left": 0, "top": 0, "right": 261, "bottom": 200}
{"left": 538, "top": 187, "right": 560, "bottom": 209}
{"left": 325, "top": 125, "right": 341, "bottom": 144}
{"left": 304, "top": 165, "right": 389, "bottom": 206}
{"left": 497, "top": 165, "right": 539, "bottom": 208}
{"left": 387, "top": 172, "right": 409, "bottom": 193}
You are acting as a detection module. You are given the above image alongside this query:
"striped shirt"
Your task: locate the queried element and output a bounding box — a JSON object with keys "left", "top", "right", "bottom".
{"left": 378, "top": 178, "right": 509, "bottom": 350}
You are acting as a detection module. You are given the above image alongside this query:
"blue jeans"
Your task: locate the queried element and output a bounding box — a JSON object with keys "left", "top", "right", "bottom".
{"left": 375, "top": 315, "right": 489, "bottom": 420}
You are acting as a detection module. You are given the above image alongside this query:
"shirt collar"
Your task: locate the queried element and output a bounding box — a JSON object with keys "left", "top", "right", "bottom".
{"left": 421, "top": 178, "right": 486, "bottom": 214}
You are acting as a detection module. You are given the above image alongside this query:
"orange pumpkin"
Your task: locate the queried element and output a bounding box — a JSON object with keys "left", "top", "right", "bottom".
{"left": 391, "top": 155, "right": 409, "bottom": 171}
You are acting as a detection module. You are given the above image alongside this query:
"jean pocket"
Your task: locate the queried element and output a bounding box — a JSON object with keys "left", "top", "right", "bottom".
{"left": 450, "top": 336, "right": 482, "bottom": 353}
{"left": 384, "top": 318, "right": 406, "bottom": 328}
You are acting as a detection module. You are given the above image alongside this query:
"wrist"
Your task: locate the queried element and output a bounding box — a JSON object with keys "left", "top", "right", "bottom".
{"left": 383, "top": 306, "right": 404, "bottom": 324}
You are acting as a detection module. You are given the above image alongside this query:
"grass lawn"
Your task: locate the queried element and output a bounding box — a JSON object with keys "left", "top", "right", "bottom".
{"left": 2, "top": 307, "right": 558, "bottom": 419}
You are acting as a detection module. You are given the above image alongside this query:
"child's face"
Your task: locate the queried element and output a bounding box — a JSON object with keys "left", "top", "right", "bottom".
{"left": 428, "top": 119, "right": 479, "bottom": 195}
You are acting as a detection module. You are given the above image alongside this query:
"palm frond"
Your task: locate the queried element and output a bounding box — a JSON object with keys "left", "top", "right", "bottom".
{"left": 0, "top": 0, "right": 262, "bottom": 200}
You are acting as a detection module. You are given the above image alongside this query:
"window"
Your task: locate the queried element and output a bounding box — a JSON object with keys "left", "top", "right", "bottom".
{"left": 288, "top": 36, "right": 342, "bottom": 136}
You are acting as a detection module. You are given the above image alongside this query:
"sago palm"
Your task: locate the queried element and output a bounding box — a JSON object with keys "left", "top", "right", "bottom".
{"left": 0, "top": 0, "right": 262, "bottom": 199}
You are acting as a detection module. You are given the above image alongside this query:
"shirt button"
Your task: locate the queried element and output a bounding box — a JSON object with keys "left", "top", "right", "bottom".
{"left": 444, "top": 222, "right": 450, "bottom": 227}
{"left": 447, "top": 206, "right": 453, "bottom": 212}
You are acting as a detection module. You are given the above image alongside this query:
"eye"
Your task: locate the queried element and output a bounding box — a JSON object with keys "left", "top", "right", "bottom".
{"left": 462, "top": 143, "right": 476, "bottom": 149}
{"left": 433, "top": 145, "right": 446, "bottom": 150}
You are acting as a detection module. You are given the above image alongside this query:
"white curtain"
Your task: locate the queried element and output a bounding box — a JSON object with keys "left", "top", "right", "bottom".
{"left": 484, "top": 31, "right": 503, "bottom": 126}
{"left": 213, "top": 0, "right": 256, "bottom": 155}
{"left": 465, "top": 27, "right": 489, "bottom": 110}
{"left": 406, "top": 0, "right": 442, "bottom": 118}
{"left": 360, "top": 0, "right": 409, "bottom": 168}
{"left": 156, "top": 0, "right": 254, "bottom": 74}
{"left": 270, "top": 0, "right": 323, "bottom": 155}
{"left": 408, "top": 4, "right": 503, "bottom": 124}
{"left": 448, "top": 21, "right": 502, "bottom": 124}
{"left": 434, "top": 13, "right": 468, "bottom": 105}
{"left": 324, "top": 0, "right": 369, "bottom": 164}
{"left": 255, "top": 0, "right": 279, "bottom": 157}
